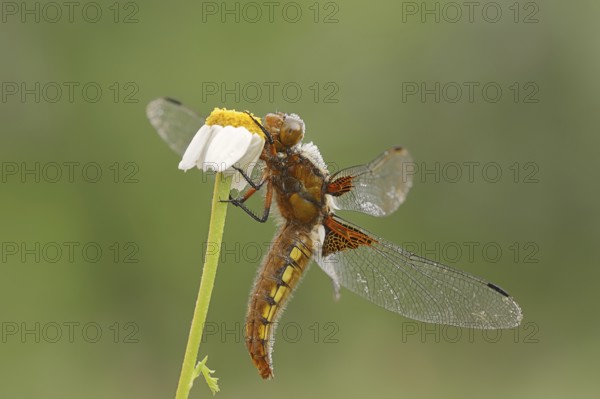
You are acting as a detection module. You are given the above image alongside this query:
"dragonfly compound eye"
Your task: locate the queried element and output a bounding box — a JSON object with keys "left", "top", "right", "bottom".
{"left": 280, "top": 115, "right": 305, "bottom": 147}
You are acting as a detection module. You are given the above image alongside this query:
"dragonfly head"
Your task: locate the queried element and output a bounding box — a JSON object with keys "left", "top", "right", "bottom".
{"left": 264, "top": 112, "right": 305, "bottom": 151}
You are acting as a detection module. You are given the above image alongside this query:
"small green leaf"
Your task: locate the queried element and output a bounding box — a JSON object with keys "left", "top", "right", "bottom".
{"left": 194, "top": 356, "right": 220, "bottom": 395}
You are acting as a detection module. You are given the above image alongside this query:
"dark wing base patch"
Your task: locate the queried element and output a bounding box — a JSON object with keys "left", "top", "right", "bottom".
{"left": 322, "top": 216, "right": 378, "bottom": 256}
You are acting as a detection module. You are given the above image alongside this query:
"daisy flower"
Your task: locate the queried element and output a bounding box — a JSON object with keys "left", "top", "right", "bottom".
{"left": 178, "top": 108, "right": 266, "bottom": 191}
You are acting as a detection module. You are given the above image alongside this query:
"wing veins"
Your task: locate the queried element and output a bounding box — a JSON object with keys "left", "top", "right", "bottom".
{"left": 315, "top": 217, "right": 522, "bottom": 328}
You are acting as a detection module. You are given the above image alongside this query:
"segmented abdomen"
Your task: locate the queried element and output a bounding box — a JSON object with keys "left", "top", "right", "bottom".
{"left": 245, "top": 222, "right": 314, "bottom": 379}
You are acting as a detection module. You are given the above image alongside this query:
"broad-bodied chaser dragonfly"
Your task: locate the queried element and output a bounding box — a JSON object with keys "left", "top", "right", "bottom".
{"left": 146, "top": 98, "right": 523, "bottom": 379}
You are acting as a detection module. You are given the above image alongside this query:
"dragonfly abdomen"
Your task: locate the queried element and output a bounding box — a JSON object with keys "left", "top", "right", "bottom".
{"left": 245, "top": 222, "right": 315, "bottom": 379}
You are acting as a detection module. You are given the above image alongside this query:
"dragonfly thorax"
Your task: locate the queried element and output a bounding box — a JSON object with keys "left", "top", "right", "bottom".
{"left": 269, "top": 151, "right": 326, "bottom": 225}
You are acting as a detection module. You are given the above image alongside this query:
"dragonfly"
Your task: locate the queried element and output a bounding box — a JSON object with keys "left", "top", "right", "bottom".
{"left": 146, "top": 98, "right": 523, "bottom": 379}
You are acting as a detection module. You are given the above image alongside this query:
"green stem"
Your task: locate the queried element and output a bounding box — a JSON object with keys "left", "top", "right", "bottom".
{"left": 175, "top": 173, "right": 231, "bottom": 399}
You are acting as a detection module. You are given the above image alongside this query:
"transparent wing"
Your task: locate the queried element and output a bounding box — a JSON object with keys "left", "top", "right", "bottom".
{"left": 146, "top": 97, "right": 204, "bottom": 156}
{"left": 328, "top": 147, "right": 413, "bottom": 217}
{"left": 314, "top": 216, "right": 523, "bottom": 329}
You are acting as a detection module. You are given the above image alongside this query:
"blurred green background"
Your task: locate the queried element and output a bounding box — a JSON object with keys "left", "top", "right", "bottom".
{"left": 1, "top": 1, "right": 598, "bottom": 398}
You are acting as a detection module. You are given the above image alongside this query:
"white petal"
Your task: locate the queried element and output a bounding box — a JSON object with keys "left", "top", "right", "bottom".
{"left": 237, "top": 133, "right": 264, "bottom": 167}
{"left": 203, "top": 126, "right": 252, "bottom": 172}
{"left": 178, "top": 125, "right": 215, "bottom": 171}
{"left": 231, "top": 134, "right": 265, "bottom": 191}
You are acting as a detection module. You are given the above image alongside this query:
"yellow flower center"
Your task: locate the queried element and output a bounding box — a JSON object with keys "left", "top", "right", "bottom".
{"left": 205, "top": 108, "right": 265, "bottom": 138}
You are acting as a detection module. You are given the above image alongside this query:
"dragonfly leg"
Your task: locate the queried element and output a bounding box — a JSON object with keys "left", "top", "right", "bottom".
{"left": 222, "top": 186, "right": 258, "bottom": 205}
{"left": 231, "top": 165, "right": 265, "bottom": 190}
{"left": 244, "top": 111, "right": 274, "bottom": 144}
{"left": 226, "top": 182, "right": 273, "bottom": 223}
